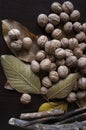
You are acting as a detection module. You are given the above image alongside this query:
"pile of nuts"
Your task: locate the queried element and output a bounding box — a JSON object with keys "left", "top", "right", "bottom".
{"left": 7, "top": 1, "right": 86, "bottom": 104}
{"left": 31, "top": 1, "right": 86, "bottom": 102}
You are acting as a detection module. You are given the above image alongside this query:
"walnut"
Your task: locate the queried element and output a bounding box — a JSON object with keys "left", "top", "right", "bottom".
{"left": 49, "top": 71, "right": 59, "bottom": 82}
{"left": 45, "top": 23, "right": 54, "bottom": 33}
{"left": 76, "top": 91, "right": 86, "bottom": 99}
{"left": 8, "top": 29, "right": 21, "bottom": 40}
{"left": 20, "top": 93, "right": 31, "bottom": 104}
{"left": 37, "top": 14, "right": 48, "bottom": 27}
{"left": 51, "top": 2, "right": 62, "bottom": 14}
{"left": 58, "top": 65, "right": 69, "bottom": 78}
{"left": 66, "top": 56, "right": 77, "bottom": 68}
{"left": 56, "top": 59, "right": 65, "bottom": 67}
{"left": 10, "top": 40, "right": 22, "bottom": 51}
{"left": 65, "top": 49, "right": 73, "bottom": 57}
{"left": 31, "top": 60, "right": 40, "bottom": 73}
{"left": 48, "top": 13, "right": 60, "bottom": 26}
{"left": 75, "top": 31, "right": 85, "bottom": 42}
{"left": 41, "top": 87, "right": 48, "bottom": 95}
{"left": 60, "top": 12, "right": 69, "bottom": 23}
{"left": 37, "top": 35, "right": 48, "bottom": 48}
{"left": 62, "top": 1, "right": 74, "bottom": 14}
{"left": 74, "top": 47, "right": 83, "bottom": 58}
{"left": 70, "top": 10, "right": 80, "bottom": 22}
{"left": 55, "top": 48, "right": 66, "bottom": 59}
{"left": 69, "top": 38, "right": 78, "bottom": 50}
{"left": 42, "top": 76, "right": 52, "bottom": 88}
{"left": 50, "top": 63, "right": 57, "bottom": 71}
{"left": 23, "top": 37, "right": 33, "bottom": 49}
{"left": 78, "top": 42, "right": 86, "bottom": 51}
{"left": 78, "top": 77, "right": 86, "bottom": 90}
{"left": 82, "top": 23, "right": 86, "bottom": 33}
{"left": 40, "top": 58, "right": 51, "bottom": 71}
{"left": 52, "top": 28, "right": 62, "bottom": 39}
{"left": 73, "top": 22, "right": 82, "bottom": 32}
{"left": 77, "top": 57, "right": 86, "bottom": 68}
{"left": 61, "top": 37, "right": 69, "bottom": 48}
{"left": 67, "top": 92, "right": 77, "bottom": 102}
{"left": 63, "top": 22, "right": 73, "bottom": 33}
{"left": 36, "top": 50, "right": 46, "bottom": 61}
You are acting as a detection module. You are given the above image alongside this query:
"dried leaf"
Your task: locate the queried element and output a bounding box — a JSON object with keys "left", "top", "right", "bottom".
{"left": 4, "top": 81, "right": 14, "bottom": 90}
{"left": 38, "top": 101, "right": 68, "bottom": 112}
{"left": 1, "top": 55, "right": 41, "bottom": 94}
{"left": 46, "top": 73, "right": 78, "bottom": 99}
{"left": 2, "top": 19, "right": 39, "bottom": 62}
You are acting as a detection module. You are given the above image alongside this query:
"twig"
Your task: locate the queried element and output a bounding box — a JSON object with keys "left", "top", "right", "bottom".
{"left": 20, "top": 109, "right": 64, "bottom": 120}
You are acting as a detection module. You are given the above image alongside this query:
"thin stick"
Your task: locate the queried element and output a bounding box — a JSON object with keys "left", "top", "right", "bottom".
{"left": 20, "top": 109, "right": 64, "bottom": 120}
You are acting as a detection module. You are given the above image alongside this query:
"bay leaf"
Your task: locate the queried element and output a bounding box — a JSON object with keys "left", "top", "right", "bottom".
{"left": 2, "top": 19, "right": 39, "bottom": 62}
{"left": 46, "top": 73, "right": 78, "bottom": 99}
{"left": 1, "top": 55, "right": 41, "bottom": 94}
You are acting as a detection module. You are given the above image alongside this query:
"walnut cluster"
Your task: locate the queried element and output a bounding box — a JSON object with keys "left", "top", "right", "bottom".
{"left": 31, "top": 1, "right": 86, "bottom": 102}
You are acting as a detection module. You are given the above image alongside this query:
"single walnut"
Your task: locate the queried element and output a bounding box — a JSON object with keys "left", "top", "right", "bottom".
{"left": 63, "top": 22, "right": 73, "bottom": 33}
{"left": 55, "top": 48, "right": 66, "bottom": 59}
{"left": 60, "top": 12, "right": 69, "bottom": 23}
{"left": 74, "top": 47, "right": 83, "bottom": 58}
{"left": 49, "top": 71, "right": 59, "bottom": 82}
{"left": 75, "top": 31, "right": 85, "bottom": 42}
{"left": 73, "top": 22, "right": 82, "bottom": 32}
{"left": 82, "top": 23, "right": 86, "bottom": 33}
{"left": 20, "top": 93, "right": 31, "bottom": 104}
{"left": 78, "top": 42, "right": 86, "bottom": 51}
{"left": 65, "top": 49, "right": 73, "bottom": 57}
{"left": 48, "top": 13, "right": 60, "bottom": 26}
{"left": 77, "top": 57, "right": 86, "bottom": 68}
{"left": 36, "top": 50, "right": 46, "bottom": 61}
{"left": 56, "top": 59, "right": 65, "bottom": 67}
{"left": 66, "top": 56, "right": 77, "bottom": 68}
{"left": 69, "top": 38, "right": 78, "bottom": 50}
{"left": 23, "top": 37, "right": 33, "bottom": 49}
{"left": 61, "top": 37, "right": 69, "bottom": 48}
{"left": 45, "top": 40, "right": 61, "bottom": 54}
{"left": 58, "top": 65, "right": 68, "bottom": 78}
{"left": 10, "top": 40, "right": 22, "bottom": 51}
{"left": 62, "top": 1, "right": 74, "bottom": 14}
{"left": 51, "top": 2, "right": 62, "bottom": 14}
{"left": 37, "top": 14, "right": 48, "bottom": 27}
{"left": 8, "top": 29, "right": 21, "bottom": 40}
{"left": 76, "top": 91, "right": 86, "bottom": 99}
{"left": 31, "top": 60, "right": 40, "bottom": 73}
{"left": 50, "top": 63, "right": 57, "bottom": 71}
{"left": 42, "top": 76, "right": 52, "bottom": 88}
{"left": 78, "top": 77, "right": 86, "bottom": 90}
{"left": 52, "top": 28, "right": 62, "bottom": 39}
{"left": 41, "top": 87, "right": 48, "bottom": 95}
{"left": 67, "top": 92, "right": 77, "bottom": 103}
{"left": 45, "top": 23, "right": 54, "bottom": 33}
{"left": 70, "top": 10, "right": 80, "bottom": 22}
{"left": 40, "top": 58, "right": 51, "bottom": 71}
{"left": 37, "top": 35, "right": 48, "bottom": 48}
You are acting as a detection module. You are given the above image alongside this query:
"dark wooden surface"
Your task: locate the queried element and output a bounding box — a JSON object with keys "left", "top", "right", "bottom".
{"left": 0, "top": 0, "right": 86, "bottom": 130}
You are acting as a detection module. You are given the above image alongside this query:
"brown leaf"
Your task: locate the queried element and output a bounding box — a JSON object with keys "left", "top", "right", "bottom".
{"left": 46, "top": 73, "right": 78, "bottom": 99}
{"left": 2, "top": 19, "right": 39, "bottom": 62}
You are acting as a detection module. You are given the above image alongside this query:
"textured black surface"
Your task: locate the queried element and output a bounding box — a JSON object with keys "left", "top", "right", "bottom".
{"left": 0, "top": 0, "right": 86, "bottom": 130}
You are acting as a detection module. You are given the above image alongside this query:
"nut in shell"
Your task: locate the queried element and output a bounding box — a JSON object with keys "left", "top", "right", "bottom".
{"left": 76, "top": 91, "right": 86, "bottom": 99}
{"left": 42, "top": 76, "right": 52, "bottom": 88}
{"left": 45, "top": 23, "right": 54, "bottom": 34}
{"left": 62, "top": 1, "right": 74, "bottom": 14}
{"left": 70, "top": 10, "right": 80, "bottom": 22}
{"left": 36, "top": 50, "right": 46, "bottom": 61}
{"left": 37, "top": 35, "right": 48, "bottom": 48}
{"left": 67, "top": 92, "right": 77, "bottom": 103}
{"left": 48, "top": 13, "right": 60, "bottom": 26}
{"left": 74, "top": 47, "right": 83, "bottom": 58}
{"left": 41, "top": 87, "right": 48, "bottom": 95}
{"left": 60, "top": 12, "right": 69, "bottom": 23}
{"left": 58, "top": 65, "right": 69, "bottom": 78}
{"left": 51, "top": 2, "right": 62, "bottom": 14}
{"left": 77, "top": 57, "right": 86, "bottom": 68}
{"left": 66, "top": 56, "right": 77, "bottom": 68}
{"left": 8, "top": 29, "right": 21, "bottom": 40}
{"left": 31, "top": 60, "right": 40, "bottom": 73}
{"left": 49, "top": 71, "right": 59, "bottom": 82}
{"left": 73, "top": 22, "right": 82, "bottom": 32}
{"left": 40, "top": 58, "right": 51, "bottom": 71}
{"left": 20, "top": 93, "right": 31, "bottom": 104}
{"left": 23, "top": 37, "right": 33, "bottom": 49}
{"left": 55, "top": 48, "right": 66, "bottom": 59}
{"left": 75, "top": 31, "right": 85, "bottom": 42}
{"left": 61, "top": 37, "right": 69, "bottom": 48}
{"left": 78, "top": 77, "right": 86, "bottom": 90}
{"left": 65, "top": 49, "right": 73, "bottom": 57}
{"left": 82, "top": 23, "right": 86, "bottom": 33}
{"left": 69, "top": 38, "right": 78, "bottom": 50}
{"left": 63, "top": 22, "right": 73, "bottom": 33}
{"left": 37, "top": 14, "right": 48, "bottom": 27}
{"left": 10, "top": 40, "right": 22, "bottom": 51}
{"left": 56, "top": 59, "right": 65, "bottom": 67}
{"left": 50, "top": 63, "right": 57, "bottom": 71}
{"left": 52, "top": 28, "right": 62, "bottom": 39}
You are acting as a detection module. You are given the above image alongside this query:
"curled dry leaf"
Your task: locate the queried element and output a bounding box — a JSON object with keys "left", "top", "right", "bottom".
{"left": 46, "top": 73, "right": 78, "bottom": 99}
{"left": 1, "top": 55, "right": 41, "bottom": 94}
{"left": 2, "top": 19, "right": 39, "bottom": 62}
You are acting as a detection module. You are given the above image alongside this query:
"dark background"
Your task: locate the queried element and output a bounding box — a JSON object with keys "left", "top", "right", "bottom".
{"left": 0, "top": 0, "right": 86, "bottom": 130}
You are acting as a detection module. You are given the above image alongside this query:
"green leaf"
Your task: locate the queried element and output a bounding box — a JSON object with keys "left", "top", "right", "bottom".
{"left": 46, "top": 73, "right": 78, "bottom": 99}
{"left": 1, "top": 55, "right": 41, "bottom": 94}
{"left": 2, "top": 19, "right": 39, "bottom": 62}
